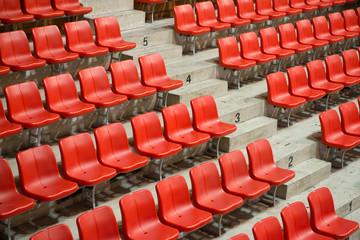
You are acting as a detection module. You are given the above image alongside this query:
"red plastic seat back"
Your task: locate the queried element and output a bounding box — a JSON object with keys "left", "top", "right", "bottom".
{"left": 23, "top": 0, "right": 58, "bottom": 14}
{"left": 342, "top": 9, "right": 359, "bottom": 30}
{"left": 77, "top": 206, "right": 121, "bottom": 240}
{"left": 287, "top": 66, "right": 310, "bottom": 92}
{"left": 64, "top": 20, "right": 95, "bottom": 52}
{"left": 341, "top": 49, "right": 360, "bottom": 73}
{"left": 246, "top": 139, "right": 275, "bottom": 179}
{"left": 237, "top": 0, "right": 257, "bottom": 17}
{"left": 138, "top": 53, "right": 168, "bottom": 86}
{"left": 53, "top": 0, "right": 84, "bottom": 9}
{"left": 231, "top": 234, "right": 250, "bottom": 240}
{"left": 190, "top": 95, "right": 221, "bottom": 132}
{"left": 217, "top": 36, "right": 241, "bottom": 66}
{"left": 0, "top": 31, "right": 33, "bottom": 66}
{"left": 253, "top": 216, "right": 285, "bottom": 240}
{"left": 324, "top": 54, "right": 346, "bottom": 78}
{"left": 0, "top": 158, "right": 22, "bottom": 202}
{"left": 306, "top": 60, "right": 328, "bottom": 85}
{"left": 339, "top": 101, "right": 360, "bottom": 134}
{"left": 195, "top": 1, "right": 218, "bottom": 26}
{"left": 312, "top": 16, "right": 331, "bottom": 38}
{"left": 110, "top": 60, "right": 141, "bottom": 90}
{"left": 239, "top": 31, "right": 261, "bottom": 58}
{"left": 265, "top": 72, "right": 290, "bottom": 106}
{"left": 259, "top": 27, "right": 282, "bottom": 51}
{"left": 328, "top": 12, "right": 346, "bottom": 32}
{"left": 94, "top": 16, "right": 123, "bottom": 46}
{"left": 295, "top": 19, "right": 316, "bottom": 42}
{"left": 278, "top": 23, "right": 298, "bottom": 46}
{"left": 30, "top": 224, "right": 74, "bottom": 240}
{"left": 319, "top": 110, "right": 343, "bottom": 144}
{"left": 0, "top": 0, "right": 26, "bottom": 17}
{"left": 161, "top": 103, "right": 194, "bottom": 139}
{"left": 173, "top": 4, "right": 196, "bottom": 31}
{"left": 216, "top": 0, "right": 238, "bottom": 20}
{"left": 255, "top": 0, "right": 275, "bottom": 13}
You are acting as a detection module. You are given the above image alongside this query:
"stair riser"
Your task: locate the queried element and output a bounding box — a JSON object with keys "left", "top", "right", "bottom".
{"left": 80, "top": 0, "right": 134, "bottom": 12}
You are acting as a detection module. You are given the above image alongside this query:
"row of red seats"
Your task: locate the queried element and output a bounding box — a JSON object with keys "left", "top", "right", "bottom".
{"left": 0, "top": 0, "right": 91, "bottom": 24}
{"left": 27, "top": 138, "right": 294, "bottom": 240}
{"left": 319, "top": 97, "right": 360, "bottom": 168}
{"left": 0, "top": 17, "right": 136, "bottom": 75}
{"left": 231, "top": 187, "right": 359, "bottom": 240}
{"left": 266, "top": 49, "right": 360, "bottom": 126}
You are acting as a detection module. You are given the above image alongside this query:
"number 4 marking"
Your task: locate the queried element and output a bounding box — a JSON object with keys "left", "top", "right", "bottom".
{"left": 186, "top": 75, "right": 191, "bottom": 83}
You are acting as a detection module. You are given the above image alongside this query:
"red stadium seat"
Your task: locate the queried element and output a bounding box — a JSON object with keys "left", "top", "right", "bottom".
{"left": 30, "top": 224, "right": 74, "bottom": 240}
{"left": 295, "top": 19, "right": 328, "bottom": 49}
{"left": 0, "top": 158, "right": 35, "bottom": 240}
{"left": 191, "top": 95, "right": 237, "bottom": 158}
{"left": 273, "top": 0, "right": 303, "bottom": 15}
{"left": 281, "top": 202, "right": 334, "bottom": 240}
{"left": 324, "top": 54, "right": 360, "bottom": 86}
{"left": 252, "top": 216, "right": 284, "bottom": 240}
{"left": 231, "top": 234, "right": 250, "bottom": 240}
{"left": 23, "top": 0, "right": 64, "bottom": 19}
{"left": 77, "top": 206, "right": 121, "bottom": 240}
{"left": 195, "top": 1, "right": 231, "bottom": 30}
{"left": 319, "top": 109, "right": 360, "bottom": 167}
{"left": 308, "top": 187, "right": 359, "bottom": 239}
{"left": 0, "top": 31, "right": 46, "bottom": 71}
{"left": 189, "top": 162, "right": 243, "bottom": 236}
{"left": 239, "top": 32, "right": 276, "bottom": 63}
{"left": 235, "top": 0, "right": 269, "bottom": 22}
{"left": 321, "top": 0, "right": 345, "bottom": 5}
{"left": 162, "top": 103, "right": 210, "bottom": 147}
{"left": 94, "top": 16, "right": 136, "bottom": 63}
{"left": 216, "top": 0, "right": 251, "bottom": 27}
{"left": 43, "top": 74, "right": 96, "bottom": 118}
{"left": 343, "top": 9, "right": 360, "bottom": 33}
{"left": 255, "top": 0, "right": 287, "bottom": 19}
{"left": 247, "top": 139, "right": 295, "bottom": 205}
{"left": 53, "top": 0, "right": 92, "bottom": 16}
{"left": 289, "top": 0, "right": 318, "bottom": 11}
{"left": 0, "top": 101, "right": 22, "bottom": 139}
{"left": 131, "top": 112, "right": 182, "bottom": 180}
{"left": 339, "top": 101, "right": 360, "bottom": 136}
{"left": 59, "top": 133, "right": 117, "bottom": 208}
{"left": 119, "top": 189, "right": 180, "bottom": 240}
{"left": 328, "top": 12, "right": 359, "bottom": 38}
{"left": 278, "top": 23, "right": 313, "bottom": 53}
{"left": 155, "top": 175, "right": 213, "bottom": 232}
{"left": 341, "top": 49, "right": 360, "bottom": 77}
{"left": 138, "top": 53, "right": 183, "bottom": 108}
{"left": 219, "top": 150, "right": 270, "bottom": 199}
{"left": 306, "top": 0, "right": 332, "bottom": 8}
{"left": 64, "top": 20, "right": 109, "bottom": 58}
{"left": 32, "top": 25, "right": 79, "bottom": 65}
{"left": 0, "top": 0, "right": 34, "bottom": 23}
{"left": 287, "top": 66, "right": 326, "bottom": 100}
{"left": 312, "top": 16, "right": 345, "bottom": 43}
{"left": 109, "top": 60, "right": 157, "bottom": 99}
{"left": 94, "top": 123, "right": 149, "bottom": 173}
{"left": 16, "top": 145, "right": 78, "bottom": 202}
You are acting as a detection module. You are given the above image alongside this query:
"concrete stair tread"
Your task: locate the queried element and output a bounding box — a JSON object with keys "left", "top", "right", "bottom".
{"left": 80, "top": 0, "right": 134, "bottom": 12}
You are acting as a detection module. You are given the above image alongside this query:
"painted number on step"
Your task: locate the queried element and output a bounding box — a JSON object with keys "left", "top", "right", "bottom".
{"left": 186, "top": 75, "right": 191, "bottom": 83}
{"left": 288, "top": 156, "right": 293, "bottom": 168}
{"left": 235, "top": 113, "right": 240, "bottom": 123}
{"left": 143, "top": 37, "right": 148, "bottom": 47}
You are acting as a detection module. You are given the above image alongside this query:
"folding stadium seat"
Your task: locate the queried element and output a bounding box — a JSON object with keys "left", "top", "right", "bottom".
{"left": 94, "top": 123, "right": 149, "bottom": 173}
{"left": 339, "top": 101, "right": 360, "bottom": 136}
{"left": 282, "top": 202, "right": 334, "bottom": 240}
{"left": 342, "top": 9, "right": 360, "bottom": 33}
{"left": 0, "top": 65, "right": 10, "bottom": 75}
{"left": 0, "top": 31, "right": 46, "bottom": 71}
{"left": 77, "top": 206, "right": 121, "bottom": 240}
{"left": 319, "top": 109, "right": 360, "bottom": 168}
{"left": 64, "top": 21, "right": 109, "bottom": 58}
{"left": 155, "top": 175, "right": 213, "bottom": 233}
{"left": 189, "top": 162, "right": 243, "bottom": 236}
{"left": 78, "top": 66, "right": 128, "bottom": 125}
{"left": 219, "top": 150, "right": 271, "bottom": 199}
{"left": 30, "top": 224, "right": 74, "bottom": 240}
{"left": 53, "top": 0, "right": 92, "bottom": 16}
{"left": 161, "top": 103, "right": 211, "bottom": 147}
{"left": 195, "top": 1, "right": 231, "bottom": 31}
{"left": 0, "top": 0, "right": 34, "bottom": 24}
{"left": 94, "top": 16, "right": 136, "bottom": 63}
{"left": 191, "top": 95, "right": 237, "bottom": 158}
{"left": 120, "top": 189, "right": 180, "bottom": 240}
{"left": 32, "top": 25, "right": 79, "bottom": 74}
{"left": 131, "top": 112, "right": 182, "bottom": 180}
{"left": 273, "top": 0, "right": 303, "bottom": 15}
{"left": 16, "top": 145, "right": 79, "bottom": 202}
{"left": 259, "top": 27, "right": 295, "bottom": 72}
{"left": 4, "top": 82, "right": 60, "bottom": 146}
{"left": 109, "top": 60, "right": 157, "bottom": 100}
{"left": 217, "top": 36, "right": 256, "bottom": 88}
{"left": 23, "top": 0, "right": 64, "bottom": 19}
{"left": 0, "top": 101, "right": 22, "bottom": 139}
{"left": 287, "top": 66, "right": 326, "bottom": 101}
{"left": 216, "top": 0, "right": 251, "bottom": 27}
{"left": 266, "top": 72, "right": 307, "bottom": 127}
{"left": 252, "top": 216, "right": 284, "bottom": 240}
{"left": 295, "top": 19, "right": 329, "bottom": 59}
{"left": 305, "top": 0, "right": 332, "bottom": 8}
{"left": 289, "top": 0, "right": 318, "bottom": 13}
{"left": 0, "top": 158, "right": 35, "bottom": 240}
{"left": 173, "top": 4, "right": 210, "bottom": 55}
{"left": 247, "top": 139, "right": 295, "bottom": 206}
{"left": 43, "top": 74, "right": 96, "bottom": 119}
{"left": 324, "top": 54, "right": 360, "bottom": 87}
{"left": 306, "top": 60, "right": 343, "bottom": 110}
{"left": 138, "top": 53, "right": 183, "bottom": 108}
{"left": 230, "top": 234, "right": 250, "bottom": 240}
{"left": 308, "top": 187, "right": 359, "bottom": 239}
{"left": 341, "top": 49, "right": 360, "bottom": 77}
{"left": 59, "top": 133, "right": 117, "bottom": 208}
{"left": 235, "top": 0, "right": 269, "bottom": 23}
{"left": 328, "top": 12, "right": 359, "bottom": 39}
{"left": 135, "top": 0, "right": 166, "bottom": 23}
{"left": 255, "top": 0, "right": 287, "bottom": 19}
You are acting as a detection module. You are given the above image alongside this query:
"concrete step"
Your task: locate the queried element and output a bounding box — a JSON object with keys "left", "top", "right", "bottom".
{"left": 277, "top": 158, "right": 332, "bottom": 199}
{"left": 220, "top": 116, "right": 278, "bottom": 152}
{"left": 167, "top": 79, "right": 228, "bottom": 106}
{"left": 348, "top": 208, "right": 360, "bottom": 240}
{"left": 80, "top": 0, "right": 134, "bottom": 13}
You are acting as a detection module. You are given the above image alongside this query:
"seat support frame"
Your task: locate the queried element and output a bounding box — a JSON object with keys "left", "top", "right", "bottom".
{"left": 82, "top": 186, "right": 97, "bottom": 209}
{"left": 155, "top": 91, "right": 169, "bottom": 110}
{"left": 323, "top": 146, "right": 350, "bottom": 168}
